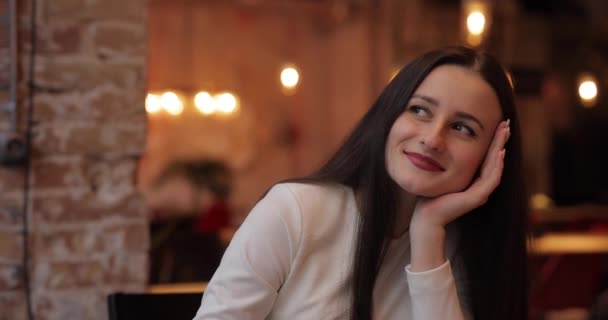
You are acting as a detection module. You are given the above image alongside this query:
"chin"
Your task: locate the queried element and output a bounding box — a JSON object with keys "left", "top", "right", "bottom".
{"left": 400, "top": 183, "right": 441, "bottom": 198}
{"left": 413, "top": 189, "right": 447, "bottom": 198}
{"left": 402, "top": 182, "right": 464, "bottom": 198}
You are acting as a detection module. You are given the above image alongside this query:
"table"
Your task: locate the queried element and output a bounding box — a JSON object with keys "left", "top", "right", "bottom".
{"left": 530, "top": 232, "right": 608, "bottom": 255}
{"left": 147, "top": 282, "right": 208, "bottom": 294}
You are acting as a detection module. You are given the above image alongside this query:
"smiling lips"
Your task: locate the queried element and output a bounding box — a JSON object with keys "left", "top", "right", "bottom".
{"left": 404, "top": 151, "right": 445, "bottom": 172}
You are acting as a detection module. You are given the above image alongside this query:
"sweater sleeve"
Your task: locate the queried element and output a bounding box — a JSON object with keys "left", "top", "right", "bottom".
{"left": 193, "top": 184, "right": 302, "bottom": 320}
{"left": 405, "top": 260, "right": 467, "bottom": 320}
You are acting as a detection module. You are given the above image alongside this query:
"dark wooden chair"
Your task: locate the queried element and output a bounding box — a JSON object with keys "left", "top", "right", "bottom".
{"left": 107, "top": 292, "right": 203, "bottom": 320}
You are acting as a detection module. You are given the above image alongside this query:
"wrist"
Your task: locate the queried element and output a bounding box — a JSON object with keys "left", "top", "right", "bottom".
{"left": 409, "top": 223, "right": 446, "bottom": 272}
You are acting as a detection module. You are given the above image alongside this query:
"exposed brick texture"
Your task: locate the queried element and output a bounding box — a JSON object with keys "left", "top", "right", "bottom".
{"left": 0, "top": 0, "right": 149, "bottom": 319}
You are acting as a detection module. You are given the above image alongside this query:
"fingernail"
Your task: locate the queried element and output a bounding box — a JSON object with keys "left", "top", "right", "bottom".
{"left": 506, "top": 119, "right": 511, "bottom": 128}
{"left": 501, "top": 149, "right": 506, "bottom": 159}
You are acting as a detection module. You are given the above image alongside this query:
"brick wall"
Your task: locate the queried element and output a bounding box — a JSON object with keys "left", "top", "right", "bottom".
{"left": 0, "top": 0, "right": 149, "bottom": 319}
{"left": 0, "top": 0, "right": 14, "bottom": 133}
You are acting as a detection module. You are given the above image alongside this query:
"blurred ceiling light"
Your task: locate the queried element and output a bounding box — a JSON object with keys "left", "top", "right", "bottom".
{"left": 578, "top": 74, "right": 599, "bottom": 108}
{"left": 161, "top": 91, "right": 184, "bottom": 115}
{"left": 195, "top": 91, "right": 216, "bottom": 115}
{"left": 281, "top": 66, "right": 300, "bottom": 89}
{"left": 215, "top": 92, "right": 238, "bottom": 114}
{"left": 466, "top": 11, "right": 486, "bottom": 35}
{"left": 530, "top": 193, "right": 553, "bottom": 210}
{"left": 462, "top": 1, "right": 491, "bottom": 47}
{"left": 145, "top": 94, "right": 162, "bottom": 114}
{"left": 579, "top": 81, "right": 597, "bottom": 100}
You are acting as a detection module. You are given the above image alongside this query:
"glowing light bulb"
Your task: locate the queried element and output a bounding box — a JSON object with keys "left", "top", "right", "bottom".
{"left": 579, "top": 80, "right": 598, "bottom": 101}
{"left": 161, "top": 91, "right": 183, "bottom": 116}
{"left": 195, "top": 91, "right": 216, "bottom": 115}
{"left": 215, "top": 93, "right": 238, "bottom": 114}
{"left": 280, "top": 66, "right": 300, "bottom": 89}
{"left": 577, "top": 74, "right": 599, "bottom": 108}
{"left": 145, "top": 94, "right": 162, "bottom": 114}
{"left": 467, "top": 11, "right": 486, "bottom": 35}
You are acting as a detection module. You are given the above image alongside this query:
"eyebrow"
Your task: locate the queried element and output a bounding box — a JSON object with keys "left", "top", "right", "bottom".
{"left": 411, "top": 94, "right": 486, "bottom": 131}
{"left": 412, "top": 94, "right": 439, "bottom": 106}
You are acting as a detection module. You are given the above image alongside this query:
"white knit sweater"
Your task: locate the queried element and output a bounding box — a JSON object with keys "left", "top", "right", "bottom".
{"left": 194, "top": 182, "right": 470, "bottom": 319}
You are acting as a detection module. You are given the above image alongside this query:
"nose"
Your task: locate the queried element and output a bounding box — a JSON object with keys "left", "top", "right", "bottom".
{"left": 420, "top": 122, "right": 446, "bottom": 153}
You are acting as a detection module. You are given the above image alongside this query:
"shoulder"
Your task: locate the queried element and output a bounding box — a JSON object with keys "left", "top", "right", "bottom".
{"left": 266, "top": 182, "right": 357, "bottom": 239}
{"left": 265, "top": 182, "right": 354, "bottom": 214}
{"left": 270, "top": 181, "right": 350, "bottom": 199}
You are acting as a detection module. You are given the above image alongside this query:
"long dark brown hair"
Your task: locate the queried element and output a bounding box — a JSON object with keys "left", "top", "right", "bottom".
{"left": 292, "top": 46, "right": 528, "bottom": 319}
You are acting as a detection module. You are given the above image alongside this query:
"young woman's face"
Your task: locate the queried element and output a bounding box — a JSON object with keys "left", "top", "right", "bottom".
{"left": 385, "top": 65, "right": 502, "bottom": 198}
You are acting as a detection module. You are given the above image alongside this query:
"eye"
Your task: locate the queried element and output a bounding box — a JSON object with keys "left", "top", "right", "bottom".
{"left": 407, "top": 105, "right": 431, "bottom": 117}
{"left": 452, "top": 122, "right": 477, "bottom": 137}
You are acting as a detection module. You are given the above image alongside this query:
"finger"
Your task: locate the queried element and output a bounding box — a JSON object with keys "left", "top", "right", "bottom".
{"left": 480, "top": 120, "right": 509, "bottom": 178}
{"left": 483, "top": 148, "right": 505, "bottom": 186}
{"left": 469, "top": 147, "right": 505, "bottom": 203}
{"left": 505, "top": 119, "right": 511, "bottom": 145}
{"left": 480, "top": 121, "right": 505, "bottom": 172}
{"left": 495, "top": 119, "right": 510, "bottom": 154}
{"left": 501, "top": 119, "right": 511, "bottom": 150}
{"left": 489, "top": 120, "right": 509, "bottom": 153}
{"left": 487, "top": 149, "right": 505, "bottom": 189}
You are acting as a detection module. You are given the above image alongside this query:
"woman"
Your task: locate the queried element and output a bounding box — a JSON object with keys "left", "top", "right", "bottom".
{"left": 194, "top": 46, "right": 528, "bottom": 319}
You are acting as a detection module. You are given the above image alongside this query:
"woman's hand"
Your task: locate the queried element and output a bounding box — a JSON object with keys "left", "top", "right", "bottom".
{"left": 412, "top": 119, "right": 510, "bottom": 228}
{"left": 409, "top": 119, "right": 510, "bottom": 271}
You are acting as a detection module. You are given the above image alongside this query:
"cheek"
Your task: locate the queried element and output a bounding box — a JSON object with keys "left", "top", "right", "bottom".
{"left": 385, "top": 122, "right": 402, "bottom": 155}
{"left": 451, "top": 148, "right": 487, "bottom": 188}
{"left": 387, "top": 118, "right": 416, "bottom": 146}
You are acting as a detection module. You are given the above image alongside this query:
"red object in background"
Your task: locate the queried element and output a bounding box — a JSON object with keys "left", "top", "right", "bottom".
{"left": 530, "top": 223, "right": 608, "bottom": 313}
{"left": 194, "top": 201, "right": 231, "bottom": 234}
{"left": 530, "top": 254, "right": 605, "bottom": 311}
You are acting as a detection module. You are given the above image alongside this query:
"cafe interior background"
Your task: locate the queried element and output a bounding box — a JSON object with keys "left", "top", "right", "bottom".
{"left": 1, "top": 0, "right": 608, "bottom": 319}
